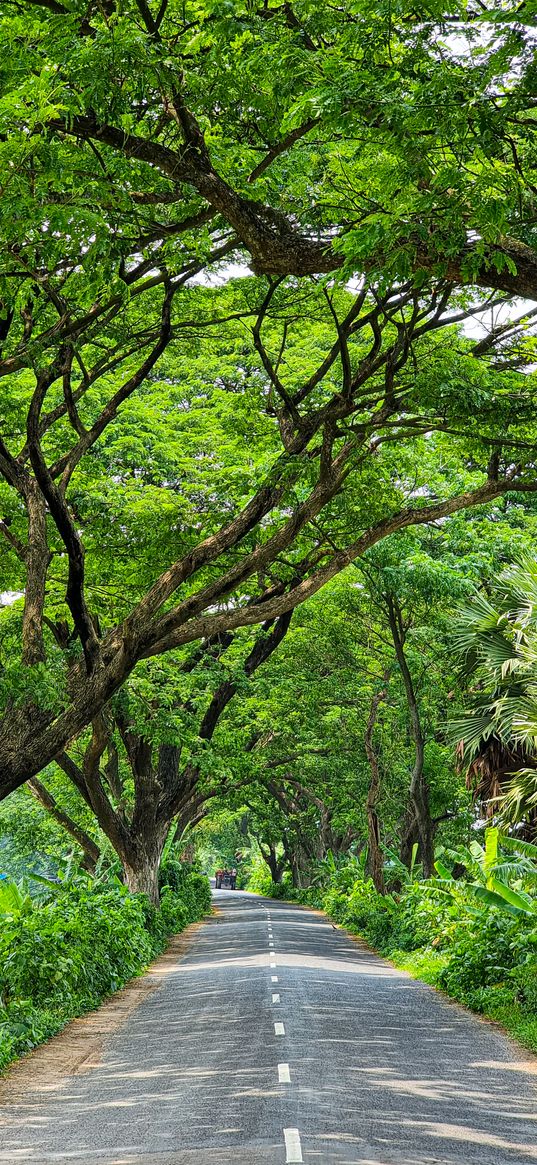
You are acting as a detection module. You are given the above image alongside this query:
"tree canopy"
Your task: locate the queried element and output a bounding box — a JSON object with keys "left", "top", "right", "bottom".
{"left": 2, "top": 0, "right": 537, "bottom": 872}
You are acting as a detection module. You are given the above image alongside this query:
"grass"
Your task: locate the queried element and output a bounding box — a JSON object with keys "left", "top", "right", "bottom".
{"left": 388, "top": 947, "right": 537, "bottom": 1056}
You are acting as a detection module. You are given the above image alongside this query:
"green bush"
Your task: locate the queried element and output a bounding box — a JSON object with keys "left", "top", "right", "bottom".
{"left": 389, "top": 881, "right": 454, "bottom": 951}
{"left": 510, "top": 960, "right": 537, "bottom": 1014}
{"left": 0, "top": 885, "right": 155, "bottom": 1008}
{"left": 322, "top": 877, "right": 396, "bottom": 949}
{"left": 437, "top": 912, "right": 521, "bottom": 998}
{"left": 0, "top": 870, "right": 210, "bottom": 1071}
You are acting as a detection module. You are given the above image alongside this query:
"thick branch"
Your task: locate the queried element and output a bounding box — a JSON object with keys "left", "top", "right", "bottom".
{"left": 146, "top": 474, "right": 537, "bottom": 655}
{"left": 26, "top": 362, "right": 100, "bottom": 670}
{"left": 27, "top": 776, "right": 101, "bottom": 871}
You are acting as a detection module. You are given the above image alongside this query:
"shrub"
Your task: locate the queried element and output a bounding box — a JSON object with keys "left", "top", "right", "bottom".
{"left": 389, "top": 881, "right": 455, "bottom": 951}
{"left": 511, "top": 960, "right": 537, "bottom": 1014}
{"left": 437, "top": 912, "right": 522, "bottom": 998}
{"left": 319, "top": 877, "right": 396, "bottom": 949}
{"left": 0, "top": 870, "right": 210, "bottom": 1071}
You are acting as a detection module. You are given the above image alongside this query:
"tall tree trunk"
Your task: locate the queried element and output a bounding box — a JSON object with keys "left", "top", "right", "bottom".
{"left": 22, "top": 481, "right": 51, "bottom": 665}
{"left": 122, "top": 837, "right": 165, "bottom": 906}
{"left": 386, "top": 596, "right": 434, "bottom": 877}
{"left": 364, "top": 677, "right": 389, "bottom": 895}
{"left": 260, "top": 841, "right": 284, "bottom": 883}
{"left": 284, "top": 836, "right": 311, "bottom": 888}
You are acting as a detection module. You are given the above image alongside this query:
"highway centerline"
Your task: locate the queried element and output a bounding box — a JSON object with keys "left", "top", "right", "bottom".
{"left": 284, "top": 1127, "right": 303, "bottom": 1163}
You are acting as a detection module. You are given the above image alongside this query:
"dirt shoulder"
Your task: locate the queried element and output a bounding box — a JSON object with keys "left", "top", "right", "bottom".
{"left": 0, "top": 918, "right": 204, "bottom": 1104}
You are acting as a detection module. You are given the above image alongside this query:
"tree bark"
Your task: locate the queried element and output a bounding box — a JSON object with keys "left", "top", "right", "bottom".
{"left": 21, "top": 482, "right": 50, "bottom": 665}
{"left": 259, "top": 841, "right": 285, "bottom": 883}
{"left": 386, "top": 596, "right": 434, "bottom": 877}
{"left": 364, "top": 677, "right": 390, "bottom": 894}
{"left": 122, "top": 840, "right": 165, "bottom": 906}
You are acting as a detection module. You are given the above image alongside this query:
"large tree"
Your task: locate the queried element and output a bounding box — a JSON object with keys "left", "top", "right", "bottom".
{"left": 2, "top": 0, "right": 537, "bottom": 804}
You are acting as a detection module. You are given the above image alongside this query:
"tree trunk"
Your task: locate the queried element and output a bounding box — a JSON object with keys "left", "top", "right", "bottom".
{"left": 262, "top": 842, "right": 284, "bottom": 883}
{"left": 386, "top": 596, "right": 434, "bottom": 877}
{"left": 364, "top": 679, "right": 389, "bottom": 895}
{"left": 284, "top": 837, "right": 311, "bottom": 888}
{"left": 122, "top": 840, "right": 165, "bottom": 907}
{"left": 22, "top": 482, "right": 51, "bottom": 665}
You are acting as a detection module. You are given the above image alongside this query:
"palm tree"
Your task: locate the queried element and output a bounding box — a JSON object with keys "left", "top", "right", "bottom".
{"left": 451, "top": 557, "right": 537, "bottom": 832}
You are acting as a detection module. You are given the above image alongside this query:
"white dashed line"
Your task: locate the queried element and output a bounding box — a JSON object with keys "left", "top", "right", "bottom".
{"left": 272, "top": 992, "right": 280, "bottom": 1004}
{"left": 284, "top": 1127, "right": 303, "bottom": 1162}
{"left": 271, "top": 975, "right": 278, "bottom": 983}
{"left": 270, "top": 961, "right": 276, "bottom": 969}
{"left": 278, "top": 1062, "right": 291, "bottom": 1083}
{"left": 274, "top": 1022, "right": 285, "bottom": 1036}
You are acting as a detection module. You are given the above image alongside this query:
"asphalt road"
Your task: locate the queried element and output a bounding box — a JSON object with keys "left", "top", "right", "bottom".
{"left": 1, "top": 889, "right": 537, "bottom": 1164}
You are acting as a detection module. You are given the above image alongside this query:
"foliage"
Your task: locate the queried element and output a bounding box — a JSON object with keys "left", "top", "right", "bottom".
{"left": 3, "top": 0, "right": 537, "bottom": 811}
{"left": 0, "top": 869, "right": 209, "bottom": 1071}
{"left": 452, "top": 557, "right": 537, "bottom": 827}
{"left": 5, "top": 0, "right": 537, "bottom": 1073}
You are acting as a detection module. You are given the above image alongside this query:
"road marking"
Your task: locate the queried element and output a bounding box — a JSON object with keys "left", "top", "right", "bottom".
{"left": 270, "top": 961, "right": 276, "bottom": 968}
{"left": 272, "top": 992, "right": 281, "bottom": 1003}
{"left": 274, "top": 1021, "right": 285, "bottom": 1036}
{"left": 278, "top": 1062, "right": 291, "bottom": 1083}
{"left": 284, "top": 1128, "right": 303, "bottom": 1163}
{"left": 271, "top": 975, "right": 278, "bottom": 983}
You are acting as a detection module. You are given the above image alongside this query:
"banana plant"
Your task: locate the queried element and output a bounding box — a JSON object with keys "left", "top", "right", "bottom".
{"left": 434, "top": 827, "right": 537, "bottom": 917}
{"left": 0, "top": 878, "right": 33, "bottom": 918}
{"left": 384, "top": 842, "right": 420, "bottom": 885}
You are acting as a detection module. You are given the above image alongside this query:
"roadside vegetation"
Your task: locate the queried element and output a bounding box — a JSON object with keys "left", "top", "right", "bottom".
{"left": 201, "top": 554, "right": 537, "bottom": 1055}
{"left": 0, "top": 863, "right": 210, "bottom": 1071}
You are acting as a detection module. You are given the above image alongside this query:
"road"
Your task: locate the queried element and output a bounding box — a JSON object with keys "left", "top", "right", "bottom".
{"left": 1, "top": 889, "right": 537, "bottom": 1164}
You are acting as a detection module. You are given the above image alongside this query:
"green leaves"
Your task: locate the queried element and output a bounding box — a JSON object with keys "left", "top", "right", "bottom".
{"left": 0, "top": 878, "right": 32, "bottom": 919}
{"left": 451, "top": 555, "right": 537, "bottom": 823}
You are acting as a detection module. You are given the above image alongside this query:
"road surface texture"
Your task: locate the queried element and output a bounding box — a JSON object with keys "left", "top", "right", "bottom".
{"left": 0, "top": 889, "right": 537, "bottom": 1164}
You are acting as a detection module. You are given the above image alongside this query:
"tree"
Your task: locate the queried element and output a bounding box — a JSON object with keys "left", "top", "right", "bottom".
{"left": 3, "top": 1, "right": 537, "bottom": 295}
{"left": 214, "top": 508, "right": 533, "bottom": 887}
{"left": 23, "top": 612, "right": 292, "bottom": 903}
{"left": 452, "top": 556, "right": 537, "bottom": 833}
{"left": 2, "top": 1, "right": 537, "bottom": 806}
